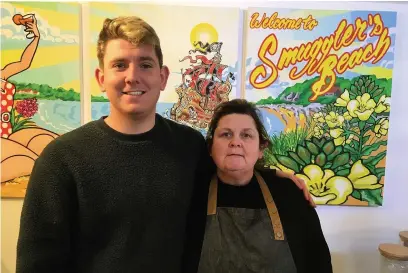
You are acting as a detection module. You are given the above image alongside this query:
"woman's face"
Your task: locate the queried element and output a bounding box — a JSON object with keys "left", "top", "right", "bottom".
{"left": 211, "top": 113, "right": 263, "bottom": 174}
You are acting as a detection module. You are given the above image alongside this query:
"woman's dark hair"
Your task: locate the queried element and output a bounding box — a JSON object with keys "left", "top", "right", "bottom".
{"left": 206, "top": 99, "right": 272, "bottom": 154}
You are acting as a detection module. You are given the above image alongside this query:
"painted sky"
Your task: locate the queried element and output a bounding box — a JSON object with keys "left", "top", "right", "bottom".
{"left": 244, "top": 8, "right": 397, "bottom": 102}
{"left": 1, "top": 2, "right": 81, "bottom": 92}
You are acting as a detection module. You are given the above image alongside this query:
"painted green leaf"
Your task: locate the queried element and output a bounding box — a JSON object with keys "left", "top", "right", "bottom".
{"left": 322, "top": 140, "right": 335, "bottom": 155}
{"left": 373, "top": 87, "right": 385, "bottom": 98}
{"left": 327, "top": 146, "right": 343, "bottom": 161}
{"left": 360, "top": 189, "right": 383, "bottom": 206}
{"left": 367, "top": 116, "right": 376, "bottom": 125}
{"left": 376, "top": 167, "right": 386, "bottom": 180}
{"left": 364, "top": 79, "right": 372, "bottom": 87}
{"left": 305, "top": 141, "right": 320, "bottom": 155}
{"left": 315, "top": 152, "right": 326, "bottom": 167}
{"left": 331, "top": 153, "right": 350, "bottom": 170}
{"left": 351, "top": 190, "right": 362, "bottom": 200}
{"left": 297, "top": 145, "right": 311, "bottom": 164}
{"left": 365, "top": 164, "right": 377, "bottom": 176}
{"left": 361, "top": 85, "right": 366, "bottom": 94}
{"left": 288, "top": 151, "right": 305, "bottom": 166}
{"left": 323, "top": 162, "right": 332, "bottom": 169}
{"left": 336, "top": 168, "right": 350, "bottom": 176}
{"left": 344, "top": 146, "right": 357, "bottom": 154}
{"left": 311, "top": 137, "right": 325, "bottom": 148}
{"left": 362, "top": 135, "right": 370, "bottom": 144}
{"left": 350, "top": 85, "right": 358, "bottom": 97}
{"left": 362, "top": 151, "right": 387, "bottom": 168}
{"left": 367, "top": 82, "right": 375, "bottom": 93}
{"left": 358, "top": 121, "right": 365, "bottom": 131}
{"left": 276, "top": 155, "right": 300, "bottom": 173}
{"left": 358, "top": 78, "right": 364, "bottom": 88}
{"left": 361, "top": 141, "right": 387, "bottom": 156}
{"left": 350, "top": 139, "right": 360, "bottom": 149}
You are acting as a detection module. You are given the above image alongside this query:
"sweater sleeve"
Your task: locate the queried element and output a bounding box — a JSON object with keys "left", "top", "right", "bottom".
{"left": 16, "top": 141, "right": 77, "bottom": 273}
{"left": 181, "top": 134, "right": 212, "bottom": 273}
{"left": 303, "top": 203, "right": 333, "bottom": 273}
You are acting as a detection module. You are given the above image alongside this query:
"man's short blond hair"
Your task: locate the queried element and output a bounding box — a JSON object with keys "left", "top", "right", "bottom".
{"left": 96, "top": 16, "right": 163, "bottom": 68}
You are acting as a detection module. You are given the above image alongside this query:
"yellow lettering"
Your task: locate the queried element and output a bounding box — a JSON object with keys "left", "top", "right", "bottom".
{"left": 342, "top": 25, "right": 355, "bottom": 46}
{"left": 355, "top": 18, "right": 368, "bottom": 40}
{"left": 249, "top": 34, "right": 279, "bottom": 89}
{"left": 250, "top": 12, "right": 261, "bottom": 29}
{"left": 310, "top": 55, "right": 337, "bottom": 101}
{"left": 370, "top": 14, "right": 384, "bottom": 36}
{"left": 371, "top": 28, "right": 391, "bottom": 63}
{"left": 361, "top": 44, "right": 373, "bottom": 61}
{"left": 249, "top": 12, "right": 318, "bottom": 30}
{"left": 337, "top": 53, "right": 350, "bottom": 74}
{"left": 333, "top": 20, "right": 347, "bottom": 51}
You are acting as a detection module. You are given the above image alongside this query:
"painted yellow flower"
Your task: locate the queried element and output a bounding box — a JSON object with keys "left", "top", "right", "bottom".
{"left": 325, "top": 111, "right": 345, "bottom": 128}
{"left": 335, "top": 90, "right": 351, "bottom": 107}
{"left": 313, "top": 112, "right": 325, "bottom": 123}
{"left": 314, "top": 125, "right": 324, "bottom": 138}
{"left": 343, "top": 112, "right": 352, "bottom": 121}
{"left": 374, "top": 118, "right": 389, "bottom": 137}
{"left": 296, "top": 165, "right": 353, "bottom": 205}
{"left": 375, "top": 95, "right": 391, "bottom": 114}
{"left": 347, "top": 93, "right": 376, "bottom": 121}
{"left": 345, "top": 134, "right": 354, "bottom": 144}
{"left": 329, "top": 128, "right": 346, "bottom": 146}
{"left": 348, "top": 160, "right": 382, "bottom": 190}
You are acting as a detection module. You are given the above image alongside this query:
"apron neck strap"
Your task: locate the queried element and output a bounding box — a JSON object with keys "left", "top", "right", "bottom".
{"left": 207, "top": 171, "right": 285, "bottom": 241}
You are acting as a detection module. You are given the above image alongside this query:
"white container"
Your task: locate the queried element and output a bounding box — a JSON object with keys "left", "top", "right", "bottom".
{"left": 379, "top": 243, "right": 408, "bottom": 273}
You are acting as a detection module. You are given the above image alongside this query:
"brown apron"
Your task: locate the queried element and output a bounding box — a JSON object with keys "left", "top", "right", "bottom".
{"left": 197, "top": 171, "right": 297, "bottom": 273}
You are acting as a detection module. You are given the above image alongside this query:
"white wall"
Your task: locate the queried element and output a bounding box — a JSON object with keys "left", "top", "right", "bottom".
{"left": 2, "top": 1, "right": 408, "bottom": 273}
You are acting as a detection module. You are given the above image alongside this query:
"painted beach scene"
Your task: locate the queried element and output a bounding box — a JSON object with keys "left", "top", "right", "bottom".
{"left": 245, "top": 8, "right": 396, "bottom": 206}
{"left": 1, "top": 2, "right": 81, "bottom": 197}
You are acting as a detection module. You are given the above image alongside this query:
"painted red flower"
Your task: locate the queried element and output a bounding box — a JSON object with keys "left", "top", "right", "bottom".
{"left": 15, "top": 98, "right": 38, "bottom": 118}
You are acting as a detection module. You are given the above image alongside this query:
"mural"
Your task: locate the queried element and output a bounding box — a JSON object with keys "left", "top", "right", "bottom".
{"left": 89, "top": 2, "right": 240, "bottom": 133}
{"left": 1, "top": 2, "right": 81, "bottom": 197}
{"left": 245, "top": 8, "right": 397, "bottom": 206}
{"left": 0, "top": 3, "right": 399, "bottom": 206}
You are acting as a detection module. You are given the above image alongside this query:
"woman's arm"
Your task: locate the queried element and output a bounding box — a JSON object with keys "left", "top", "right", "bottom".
{"left": 1, "top": 15, "right": 40, "bottom": 80}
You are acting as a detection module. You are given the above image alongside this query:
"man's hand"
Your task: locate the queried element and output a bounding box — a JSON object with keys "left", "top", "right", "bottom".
{"left": 275, "top": 169, "right": 316, "bottom": 207}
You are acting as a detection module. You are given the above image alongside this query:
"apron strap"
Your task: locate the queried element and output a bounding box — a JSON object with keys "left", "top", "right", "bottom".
{"left": 207, "top": 175, "right": 218, "bottom": 215}
{"left": 254, "top": 171, "right": 285, "bottom": 241}
{"left": 206, "top": 172, "right": 285, "bottom": 241}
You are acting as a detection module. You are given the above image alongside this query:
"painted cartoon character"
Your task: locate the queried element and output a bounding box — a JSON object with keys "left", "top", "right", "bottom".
{"left": 1, "top": 13, "right": 39, "bottom": 138}
{"left": 171, "top": 41, "right": 233, "bottom": 131}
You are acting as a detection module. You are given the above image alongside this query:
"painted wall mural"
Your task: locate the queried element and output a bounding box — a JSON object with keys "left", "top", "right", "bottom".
{"left": 1, "top": 2, "right": 81, "bottom": 197}
{"left": 245, "top": 8, "right": 396, "bottom": 206}
{"left": 0, "top": 3, "right": 398, "bottom": 207}
{"left": 89, "top": 3, "right": 241, "bottom": 134}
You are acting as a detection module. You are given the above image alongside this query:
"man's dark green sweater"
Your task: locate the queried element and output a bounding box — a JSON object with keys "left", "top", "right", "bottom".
{"left": 16, "top": 114, "right": 212, "bottom": 273}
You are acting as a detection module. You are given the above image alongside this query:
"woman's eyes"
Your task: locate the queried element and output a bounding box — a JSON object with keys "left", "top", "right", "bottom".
{"left": 219, "top": 132, "right": 253, "bottom": 139}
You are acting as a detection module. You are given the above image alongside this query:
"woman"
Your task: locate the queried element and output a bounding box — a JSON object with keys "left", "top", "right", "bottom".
{"left": 1, "top": 13, "right": 58, "bottom": 196}
{"left": 1, "top": 13, "right": 40, "bottom": 138}
{"left": 198, "top": 99, "right": 332, "bottom": 273}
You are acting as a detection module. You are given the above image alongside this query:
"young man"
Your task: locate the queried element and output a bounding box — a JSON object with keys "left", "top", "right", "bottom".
{"left": 16, "top": 16, "right": 312, "bottom": 273}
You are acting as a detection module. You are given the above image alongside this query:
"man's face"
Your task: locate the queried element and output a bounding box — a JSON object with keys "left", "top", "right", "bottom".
{"left": 95, "top": 39, "right": 169, "bottom": 118}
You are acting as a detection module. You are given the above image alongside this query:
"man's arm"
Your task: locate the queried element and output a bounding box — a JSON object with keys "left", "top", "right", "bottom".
{"left": 275, "top": 169, "right": 316, "bottom": 207}
{"left": 301, "top": 199, "right": 333, "bottom": 272}
{"left": 181, "top": 135, "right": 213, "bottom": 273}
{"left": 16, "top": 142, "right": 77, "bottom": 273}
